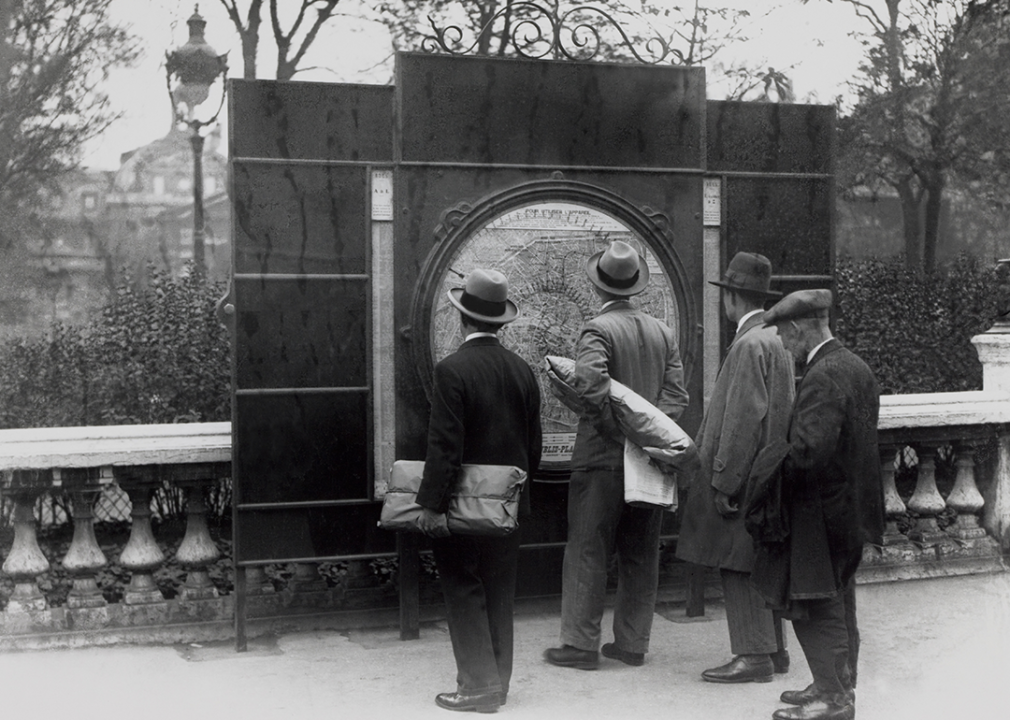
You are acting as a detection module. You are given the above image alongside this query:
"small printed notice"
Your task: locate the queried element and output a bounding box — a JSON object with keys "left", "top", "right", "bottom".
{"left": 542, "top": 432, "right": 577, "bottom": 463}
{"left": 703, "top": 178, "right": 721, "bottom": 226}
{"left": 371, "top": 170, "right": 393, "bottom": 221}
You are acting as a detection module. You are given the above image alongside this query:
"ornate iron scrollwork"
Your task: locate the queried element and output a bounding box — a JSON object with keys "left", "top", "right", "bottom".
{"left": 421, "top": 2, "right": 679, "bottom": 65}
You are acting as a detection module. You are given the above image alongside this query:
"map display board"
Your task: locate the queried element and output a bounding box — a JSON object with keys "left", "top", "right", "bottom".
{"left": 427, "top": 202, "right": 679, "bottom": 478}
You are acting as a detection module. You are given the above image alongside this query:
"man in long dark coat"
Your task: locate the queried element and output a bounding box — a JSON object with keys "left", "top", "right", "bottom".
{"left": 416, "top": 268, "right": 542, "bottom": 714}
{"left": 761, "top": 289, "right": 884, "bottom": 720}
{"left": 676, "top": 252, "right": 795, "bottom": 683}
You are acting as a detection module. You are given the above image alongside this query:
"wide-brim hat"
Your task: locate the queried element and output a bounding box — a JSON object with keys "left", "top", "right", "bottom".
{"left": 447, "top": 268, "right": 520, "bottom": 324}
{"left": 709, "top": 252, "right": 781, "bottom": 298}
{"left": 586, "top": 240, "right": 650, "bottom": 296}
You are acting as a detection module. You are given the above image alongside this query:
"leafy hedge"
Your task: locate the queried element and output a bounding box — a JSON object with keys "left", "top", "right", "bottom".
{"left": 834, "top": 254, "right": 1010, "bottom": 394}
{"left": 0, "top": 266, "right": 230, "bottom": 428}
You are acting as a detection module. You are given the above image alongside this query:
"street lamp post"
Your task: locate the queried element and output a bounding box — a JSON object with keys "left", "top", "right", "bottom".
{"left": 166, "top": 5, "right": 228, "bottom": 277}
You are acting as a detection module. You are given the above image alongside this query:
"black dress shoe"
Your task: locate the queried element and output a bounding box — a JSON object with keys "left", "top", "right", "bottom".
{"left": 781, "top": 683, "right": 822, "bottom": 705}
{"left": 601, "top": 642, "right": 645, "bottom": 666}
{"left": 434, "top": 691, "right": 501, "bottom": 713}
{"left": 771, "top": 700, "right": 854, "bottom": 720}
{"left": 771, "top": 648, "right": 790, "bottom": 673}
{"left": 701, "top": 654, "right": 774, "bottom": 683}
{"left": 543, "top": 645, "right": 599, "bottom": 670}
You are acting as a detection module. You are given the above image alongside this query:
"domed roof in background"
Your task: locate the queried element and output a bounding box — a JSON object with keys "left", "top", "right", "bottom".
{"left": 112, "top": 124, "right": 224, "bottom": 195}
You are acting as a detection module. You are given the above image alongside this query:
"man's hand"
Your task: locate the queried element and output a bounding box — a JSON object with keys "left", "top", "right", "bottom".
{"left": 714, "top": 490, "right": 739, "bottom": 517}
{"left": 416, "top": 508, "right": 450, "bottom": 538}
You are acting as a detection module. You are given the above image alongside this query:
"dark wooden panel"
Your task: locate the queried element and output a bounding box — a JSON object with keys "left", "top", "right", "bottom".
{"left": 236, "top": 504, "right": 394, "bottom": 562}
{"left": 236, "top": 393, "right": 370, "bottom": 504}
{"left": 725, "top": 177, "right": 833, "bottom": 276}
{"left": 229, "top": 79, "right": 393, "bottom": 162}
{"left": 707, "top": 101, "right": 835, "bottom": 175}
{"left": 397, "top": 53, "right": 705, "bottom": 168}
{"left": 232, "top": 163, "right": 368, "bottom": 275}
{"left": 235, "top": 277, "right": 367, "bottom": 390}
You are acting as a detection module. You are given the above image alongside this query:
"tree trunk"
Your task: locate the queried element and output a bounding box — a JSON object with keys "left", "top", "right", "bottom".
{"left": 895, "top": 175, "right": 924, "bottom": 272}
{"left": 241, "top": 31, "right": 259, "bottom": 79}
{"left": 922, "top": 171, "right": 945, "bottom": 273}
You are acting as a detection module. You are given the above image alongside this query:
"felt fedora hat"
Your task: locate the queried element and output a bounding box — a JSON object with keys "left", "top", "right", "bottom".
{"left": 586, "top": 240, "right": 650, "bottom": 296}
{"left": 763, "top": 288, "right": 833, "bottom": 326}
{"left": 709, "top": 252, "right": 781, "bottom": 298}
{"left": 447, "top": 268, "right": 520, "bottom": 324}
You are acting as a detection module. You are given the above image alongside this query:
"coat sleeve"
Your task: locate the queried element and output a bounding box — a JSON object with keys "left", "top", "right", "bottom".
{"left": 573, "top": 323, "right": 622, "bottom": 442}
{"left": 527, "top": 367, "right": 543, "bottom": 477}
{"left": 656, "top": 336, "right": 689, "bottom": 422}
{"left": 788, "top": 369, "right": 845, "bottom": 472}
{"left": 710, "top": 343, "right": 768, "bottom": 497}
{"left": 416, "top": 361, "right": 465, "bottom": 513}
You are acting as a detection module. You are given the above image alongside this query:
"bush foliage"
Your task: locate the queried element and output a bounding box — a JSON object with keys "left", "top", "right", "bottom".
{"left": 834, "top": 254, "right": 1010, "bottom": 394}
{"left": 0, "top": 266, "right": 230, "bottom": 428}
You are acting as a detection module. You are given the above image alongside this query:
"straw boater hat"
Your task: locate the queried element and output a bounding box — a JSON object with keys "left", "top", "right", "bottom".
{"left": 763, "top": 289, "right": 833, "bottom": 325}
{"left": 447, "top": 268, "right": 520, "bottom": 324}
{"left": 709, "top": 252, "right": 782, "bottom": 298}
{"left": 586, "top": 240, "right": 650, "bottom": 296}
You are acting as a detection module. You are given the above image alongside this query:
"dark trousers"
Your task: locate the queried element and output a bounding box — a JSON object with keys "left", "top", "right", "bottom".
{"left": 791, "top": 578, "right": 859, "bottom": 699}
{"left": 431, "top": 531, "right": 522, "bottom": 696}
{"left": 560, "top": 468, "right": 663, "bottom": 654}
{"left": 721, "top": 569, "right": 784, "bottom": 656}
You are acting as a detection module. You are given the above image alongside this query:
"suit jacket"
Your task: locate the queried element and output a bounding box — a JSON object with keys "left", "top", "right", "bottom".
{"left": 569, "top": 300, "right": 688, "bottom": 472}
{"left": 416, "top": 336, "right": 542, "bottom": 517}
{"left": 676, "top": 312, "right": 795, "bottom": 572}
{"left": 781, "top": 338, "right": 884, "bottom": 600}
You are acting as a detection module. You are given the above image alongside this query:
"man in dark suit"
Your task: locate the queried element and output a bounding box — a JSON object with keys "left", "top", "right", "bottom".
{"left": 544, "top": 240, "right": 689, "bottom": 670}
{"left": 762, "top": 289, "right": 884, "bottom": 720}
{"left": 676, "top": 252, "right": 794, "bottom": 684}
{"left": 416, "top": 268, "right": 542, "bottom": 714}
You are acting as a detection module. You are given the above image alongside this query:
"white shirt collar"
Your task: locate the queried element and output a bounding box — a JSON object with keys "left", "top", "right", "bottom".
{"left": 601, "top": 299, "right": 629, "bottom": 311}
{"left": 465, "top": 332, "right": 497, "bottom": 342}
{"left": 807, "top": 337, "right": 833, "bottom": 365}
{"left": 737, "top": 308, "right": 763, "bottom": 331}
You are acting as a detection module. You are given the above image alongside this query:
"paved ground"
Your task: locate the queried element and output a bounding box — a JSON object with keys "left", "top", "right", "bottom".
{"left": 2, "top": 572, "right": 1008, "bottom": 720}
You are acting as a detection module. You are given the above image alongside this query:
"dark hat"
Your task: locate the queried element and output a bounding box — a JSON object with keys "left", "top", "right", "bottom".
{"left": 447, "top": 268, "right": 520, "bottom": 324}
{"left": 586, "top": 240, "right": 650, "bottom": 296}
{"left": 709, "top": 252, "right": 781, "bottom": 298}
{"left": 763, "top": 289, "right": 833, "bottom": 325}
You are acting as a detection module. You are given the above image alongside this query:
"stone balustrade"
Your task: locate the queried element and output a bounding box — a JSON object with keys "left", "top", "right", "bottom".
{"left": 858, "top": 391, "right": 1010, "bottom": 582}
{"left": 0, "top": 423, "right": 401, "bottom": 650}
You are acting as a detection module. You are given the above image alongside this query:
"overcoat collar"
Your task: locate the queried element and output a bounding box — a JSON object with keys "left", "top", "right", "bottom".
{"left": 728, "top": 310, "right": 767, "bottom": 349}
{"left": 596, "top": 299, "right": 633, "bottom": 317}
{"left": 805, "top": 337, "right": 842, "bottom": 370}
{"left": 459, "top": 335, "right": 501, "bottom": 350}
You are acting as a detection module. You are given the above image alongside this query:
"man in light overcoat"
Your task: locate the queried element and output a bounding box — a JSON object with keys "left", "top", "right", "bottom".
{"left": 676, "top": 252, "right": 795, "bottom": 683}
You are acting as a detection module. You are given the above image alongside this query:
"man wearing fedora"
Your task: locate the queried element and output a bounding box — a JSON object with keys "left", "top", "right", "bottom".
{"left": 759, "top": 289, "right": 883, "bottom": 720}
{"left": 544, "top": 240, "right": 689, "bottom": 671}
{"left": 415, "top": 268, "right": 542, "bottom": 714}
{"left": 675, "top": 252, "right": 795, "bottom": 684}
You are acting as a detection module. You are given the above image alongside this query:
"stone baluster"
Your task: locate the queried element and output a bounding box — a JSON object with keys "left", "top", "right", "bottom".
{"left": 290, "top": 562, "right": 328, "bottom": 593}
{"left": 945, "top": 442, "right": 989, "bottom": 541}
{"left": 906, "top": 445, "right": 950, "bottom": 546}
{"left": 166, "top": 462, "right": 228, "bottom": 601}
{"left": 1, "top": 470, "right": 52, "bottom": 613}
{"left": 243, "top": 566, "right": 275, "bottom": 594}
{"left": 880, "top": 445, "right": 909, "bottom": 545}
{"left": 114, "top": 465, "right": 166, "bottom": 604}
{"left": 61, "top": 467, "right": 108, "bottom": 608}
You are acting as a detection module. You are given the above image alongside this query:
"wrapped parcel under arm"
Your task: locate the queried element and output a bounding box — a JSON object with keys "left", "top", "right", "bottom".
{"left": 544, "top": 355, "right": 698, "bottom": 471}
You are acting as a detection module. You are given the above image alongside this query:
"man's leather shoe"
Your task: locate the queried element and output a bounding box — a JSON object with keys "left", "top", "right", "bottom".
{"left": 601, "top": 642, "right": 645, "bottom": 666}
{"left": 771, "top": 700, "right": 854, "bottom": 720}
{"left": 771, "top": 648, "right": 790, "bottom": 673}
{"left": 434, "top": 691, "right": 501, "bottom": 713}
{"left": 781, "top": 683, "right": 822, "bottom": 705}
{"left": 543, "top": 645, "right": 599, "bottom": 670}
{"left": 701, "top": 654, "right": 774, "bottom": 683}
